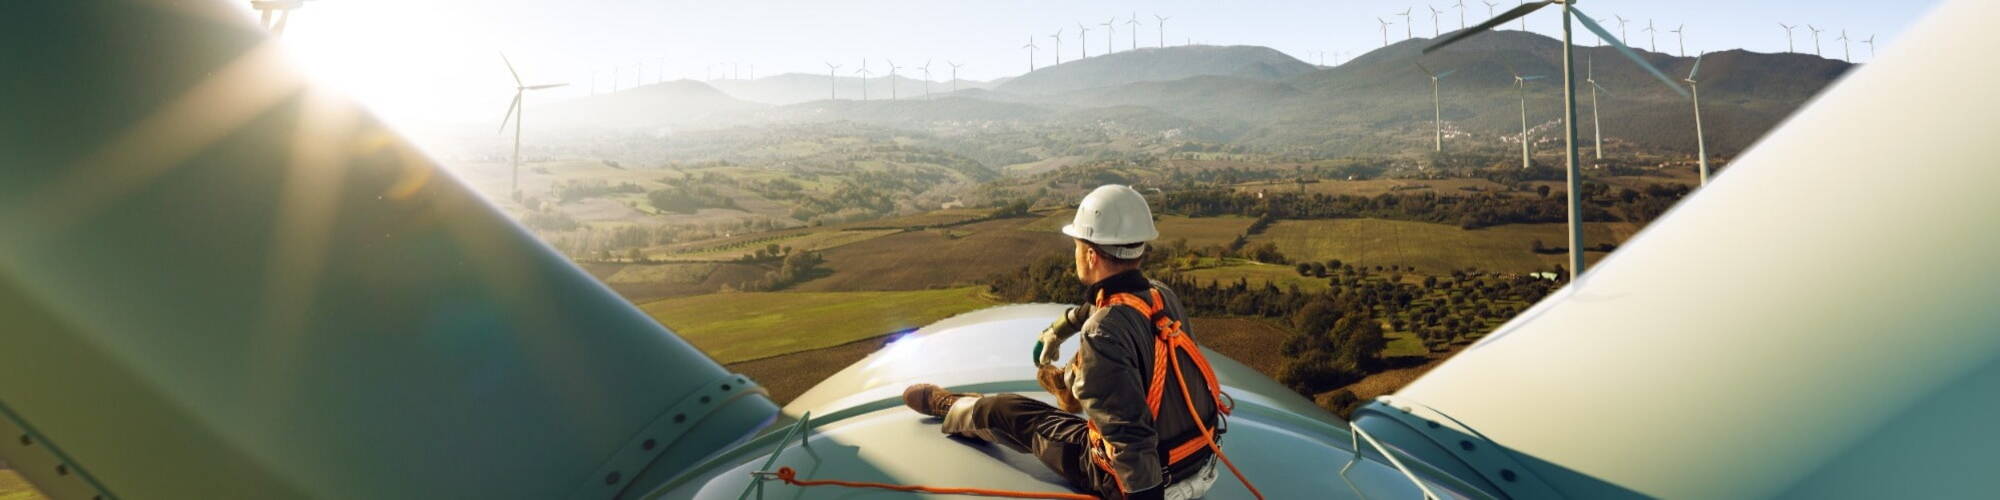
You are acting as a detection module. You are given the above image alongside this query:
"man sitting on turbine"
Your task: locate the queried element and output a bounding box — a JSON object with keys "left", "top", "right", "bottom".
{"left": 903, "top": 185, "right": 1227, "bottom": 500}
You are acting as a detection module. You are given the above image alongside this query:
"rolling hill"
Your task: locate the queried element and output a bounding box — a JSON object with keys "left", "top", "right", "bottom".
{"left": 710, "top": 73, "right": 1006, "bottom": 105}
{"left": 995, "top": 44, "right": 1319, "bottom": 96}
{"left": 538, "top": 80, "right": 764, "bottom": 130}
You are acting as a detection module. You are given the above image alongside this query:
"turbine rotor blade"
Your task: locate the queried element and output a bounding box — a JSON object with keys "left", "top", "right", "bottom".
{"left": 1424, "top": 0, "right": 1550, "bottom": 54}
{"left": 500, "top": 52, "right": 522, "bottom": 86}
{"left": 1591, "top": 81, "right": 1612, "bottom": 96}
{"left": 1521, "top": 75, "right": 1546, "bottom": 80}
{"left": 498, "top": 93, "right": 521, "bottom": 134}
{"left": 1688, "top": 54, "right": 1704, "bottom": 79}
{"left": 1573, "top": 8, "right": 1690, "bottom": 98}
{"left": 1437, "top": 69, "right": 1456, "bottom": 78}
{"left": 525, "top": 83, "right": 568, "bottom": 90}
{"left": 1416, "top": 61, "right": 1435, "bottom": 76}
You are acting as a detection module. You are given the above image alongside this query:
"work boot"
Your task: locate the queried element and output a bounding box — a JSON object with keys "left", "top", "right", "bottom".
{"left": 903, "top": 383, "right": 978, "bottom": 418}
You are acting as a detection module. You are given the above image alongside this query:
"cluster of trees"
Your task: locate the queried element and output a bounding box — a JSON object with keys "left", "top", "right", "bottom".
{"left": 648, "top": 183, "right": 740, "bottom": 214}
{"left": 739, "top": 249, "right": 827, "bottom": 292}
{"left": 551, "top": 179, "right": 644, "bottom": 203}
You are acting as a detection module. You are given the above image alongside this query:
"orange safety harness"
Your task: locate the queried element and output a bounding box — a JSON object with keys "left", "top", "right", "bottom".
{"left": 1087, "top": 288, "right": 1265, "bottom": 500}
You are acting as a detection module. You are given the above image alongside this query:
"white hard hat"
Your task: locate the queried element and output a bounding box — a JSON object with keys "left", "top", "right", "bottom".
{"left": 1062, "top": 185, "right": 1158, "bottom": 259}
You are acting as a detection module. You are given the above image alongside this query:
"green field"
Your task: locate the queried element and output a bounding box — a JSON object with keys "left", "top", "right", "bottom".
{"left": 1253, "top": 218, "right": 1640, "bottom": 274}
{"left": 794, "top": 218, "right": 1071, "bottom": 292}
{"left": 0, "top": 467, "right": 43, "bottom": 500}
{"left": 1181, "top": 261, "right": 1334, "bottom": 292}
{"left": 640, "top": 287, "right": 1001, "bottom": 363}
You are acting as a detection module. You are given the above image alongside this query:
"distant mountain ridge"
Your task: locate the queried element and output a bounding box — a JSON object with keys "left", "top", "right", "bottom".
{"left": 995, "top": 45, "right": 1319, "bottom": 96}
{"left": 711, "top": 73, "right": 1006, "bottom": 106}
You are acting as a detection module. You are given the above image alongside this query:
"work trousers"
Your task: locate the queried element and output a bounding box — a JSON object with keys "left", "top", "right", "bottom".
{"left": 942, "top": 393, "right": 1217, "bottom": 500}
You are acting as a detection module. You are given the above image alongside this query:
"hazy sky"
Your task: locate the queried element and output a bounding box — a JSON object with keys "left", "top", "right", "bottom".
{"left": 259, "top": 0, "right": 1945, "bottom": 132}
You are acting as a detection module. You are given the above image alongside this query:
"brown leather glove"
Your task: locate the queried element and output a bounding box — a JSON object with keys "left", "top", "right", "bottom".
{"left": 1037, "top": 364, "right": 1081, "bottom": 413}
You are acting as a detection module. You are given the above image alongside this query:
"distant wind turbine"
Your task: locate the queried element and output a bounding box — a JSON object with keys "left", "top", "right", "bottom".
{"left": 1645, "top": 19, "right": 1657, "bottom": 52}
{"left": 612, "top": 66, "right": 620, "bottom": 91}
{"left": 855, "top": 59, "right": 872, "bottom": 100}
{"left": 657, "top": 57, "right": 665, "bottom": 84}
{"left": 1516, "top": 0, "right": 1527, "bottom": 31}
{"left": 1483, "top": 0, "right": 1497, "bottom": 18}
{"left": 589, "top": 70, "right": 597, "bottom": 96}
{"left": 1022, "top": 36, "right": 1038, "bottom": 72}
{"left": 1615, "top": 15, "right": 1630, "bottom": 42}
{"left": 1779, "top": 23, "right": 1797, "bottom": 53}
{"left": 1077, "top": 23, "right": 1091, "bottom": 58}
{"left": 1127, "top": 12, "right": 1141, "bottom": 50}
{"left": 1687, "top": 53, "right": 1711, "bottom": 185}
{"left": 1416, "top": 61, "right": 1456, "bottom": 151}
{"left": 948, "top": 61, "right": 963, "bottom": 92}
{"left": 1863, "top": 34, "right": 1877, "bottom": 59}
{"left": 1155, "top": 14, "right": 1171, "bottom": 47}
{"left": 249, "top": 0, "right": 307, "bottom": 35}
{"left": 886, "top": 59, "right": 901, "bottom": 99}
{"left": 1379, "top": 17, "right": 1393, "bottom": 47}
{"left": 918, "top": 60, "right": 933, "bottom": 100}
{"left": 1399, "top": 8, "right": 1413, "bottom": 40}
{"left": 1429, "top": 5, "right": 1443, "bottom": 37}
{"left": 1504, "top": 62, "right": 1546, "bottom": 170}
{"left": 1586, "top": 54, "right": 1612, "bottom": 159}
{"left": 1424, "top": 0, "right": 1691, "bottom": 279}
{"left": 1671, "top": 24, "right": 1686, "bottom": 57}
{"left": 1454, "top": 0, "right": 1466, "bottom": 29}
{"left": 824, "top": 62, "right": 841, "bottom": 99}
{"left": 1838, "top": 29, "right": 1851, "bottom": 62}
{"left": 1049, "top": 29, "right": 1063, "bottom": 66}
{"left": 1102, "top": 17, "right": 1116, "bottom": 55}
{"left": 1808, "top": 25, "right": 1824, "bottom": 56}
{"left": 496, "top": 53, "right": 566, "bottom": 202}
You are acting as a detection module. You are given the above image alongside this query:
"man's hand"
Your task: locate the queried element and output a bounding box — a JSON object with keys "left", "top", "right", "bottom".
{"left": 1037, "top": 364, "right": 1082, "bottom": 412}
{"left": 1032, "top": 305, "right": 1091, "bottom": 366}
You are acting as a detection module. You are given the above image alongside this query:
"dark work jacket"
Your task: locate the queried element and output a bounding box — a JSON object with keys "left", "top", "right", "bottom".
{"left": 1071, "top": 269, "right": 1222, "bottom": 493}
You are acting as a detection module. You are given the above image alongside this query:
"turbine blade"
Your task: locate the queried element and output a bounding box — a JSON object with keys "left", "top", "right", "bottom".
{"left": 1521, "top": 75, "right": 1546, "bottom": 80}
{"left": 498, "top": 93, "right": 520, "bottom": 134}
{"left": 501, "top": 52, "right": 522, "bottom": 86}
{"left": 1416, "top": 61, "right": 1435, "bottom": 76}
{"left": 1424, "top": 0, "right": 1549, "bottom": 54}
{"left": 1688, "top": 54, "right": 1704, "bottom": 79}
{"left": 1591, "top": 80, "right": 1613, "bottom": 96}
{"left": 1574, "top": 8, "right": 1689, "bottom": 98}
{"left": 526, "top": 83, "right": 568, "bottom": 90}
{"left": 1437, "top": 69, "right": 1456, "bottom": 78}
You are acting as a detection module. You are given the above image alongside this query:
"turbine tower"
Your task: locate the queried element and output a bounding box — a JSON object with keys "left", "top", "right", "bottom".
{"left": 1586, "top": 54, "right": 1612, "bottom": 160}
{"left": 1049, "top": 29, "right": 1063, "bottom": 66}
{"left": 1686, "top": 54, "right": 1711, "bottom": 185}
{"left": 1516, "top": 0, "right": 1527, "bottom": 31}
{"left": 1416, "top": 62, "right": 1456, "bottom": 151}
{"left": 496, "top": 53, "right": 566, "bottom": 202}
{"left": 1863, "top": 34, "right": 1877, "bottom": 59}
{"left": 1425, "top": 0, "right": 1691, "bottom": 280}
{"left": 855, "top": 59, "right": 871, "bottom": 100}
{"left": 1077, "top": 23, "right": 1091, "bottom": 58}
{"left": 1102, "top": 17, "right": 1116, "bottom": 55}
{"left": 824, "top": 62, "right": 841, "bottom": 99}
{"left": 1155, "top": 14, "right": 1171, "bottom": 47}
{"left": 1454, "top": 0, "right": 1467, "bottom": 29}
{"left": 1808, "top": 25, "right": 1824, "bottom": 56}
{"left": 1379, "top": 17, "right": 1393, "bottom": 47}
{"left": 1022, "top": 36, "right": 1038, "bottom": 72}
{"left": 947, "top": 61, "right": 963, "bottom": 92}
{"left": 1127, "top": 12, "right": 1141, "bottom": 50}
{"left": 1399, "top": 8, "right": 1413, "bottom": 40}
{"left": 1614, "top": 15, "right": 1629, "bottom": 41}
{"left": 1779, "top": 23, "right": 1797, "bottom": 53}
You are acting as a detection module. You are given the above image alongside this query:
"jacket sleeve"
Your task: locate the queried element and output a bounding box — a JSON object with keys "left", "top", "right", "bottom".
{"left": 1072, "top": 307, "right": 1163, "bottom": 493}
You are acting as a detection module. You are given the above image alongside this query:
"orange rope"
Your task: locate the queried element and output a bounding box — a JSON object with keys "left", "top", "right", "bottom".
{"left": 767, "top": 466, "right": 1099, "bottom": 500}
{"left": 1169, "top": 343, "right": 1266, "bottom": 500}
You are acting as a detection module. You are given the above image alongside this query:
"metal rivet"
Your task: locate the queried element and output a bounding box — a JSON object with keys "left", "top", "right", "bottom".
{"left": 642, "top": 439, "right": 657, "bottom": 451}
{"left": 1500, "top": 469, "right": 1518, "bottom": 482}
{"left": 55, "top": 464, "right": 68, "bottom": 476}
{"left": 17, "top": 434, "right": 29, "bottom": 446}
{"left": 699, "top": 396, "right": 711, "bottom": 404}
{"left": 721, "top": 384, "right": 732, "bottom": 391}
{"left": 673, "top": 414, "right": 686, "bottom": 424}
{"left": 1459, "top": 440, "right": 1475, "bottom": 451}
{"left": 1426, "top": 421, "right": 1441, "bottom": 428}
{"left": 604, "top": 471, "right": 621, "bottom": 485}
